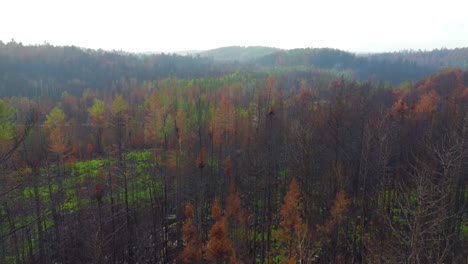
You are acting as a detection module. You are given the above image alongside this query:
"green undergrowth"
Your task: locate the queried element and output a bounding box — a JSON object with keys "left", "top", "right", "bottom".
{"left": 0, "top": 150, "right": 163, "bottom": 263}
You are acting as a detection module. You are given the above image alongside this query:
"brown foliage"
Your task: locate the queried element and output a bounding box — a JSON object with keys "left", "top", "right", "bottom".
{"left": 212, "top": 95, "right": 235, "bottom": 146}
{"left": 196, "top": 147, "right": 206, "bottom": 169}
{"left": 211, "top": 197, "right": 222, "bottom": 221}
{"left": 390, "top": 98, "right": 409, "bottom": 120}
{"left": 268, "top": 105, "right": 274, "bottom": 116}
{"left": 317, "top": 190, "right": 349, "bottom": 235}
{"left": 415, "top": 90, "right": 440, "bottom": 114}
{"left": 94, "top": 184, "right": 104, "bottom": 202}
{"left": 226, "top": 181, "right": 241, "bottom": 226}
{"left": 86, "top": 143, "right": 94, "bottom": 156}
{"left": 185, "top": 202, "right": 194, "bottom": 219}
{"left": 49, "top": 128, "right": 69, "bottom": 157}
{"left": 279, "top": 178, "right": 307, "bottom": 260}
{"left": 180, "top": 203, "right": 202, "bottom": 264}
{"left": 205, "top": 198, "right": 238, "bottom": 263}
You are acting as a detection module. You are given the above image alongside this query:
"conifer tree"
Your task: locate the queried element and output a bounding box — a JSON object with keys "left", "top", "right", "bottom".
{"left": 278, "top": 178, "right": 307, "bottom": 263}
{"left": 180, "top": 203, "right": 202, "bottom": 264}
{"left": 205, "top": 197, "right": 239, "bottom": 263}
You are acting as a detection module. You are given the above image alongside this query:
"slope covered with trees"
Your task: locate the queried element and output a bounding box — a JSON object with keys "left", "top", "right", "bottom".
{"left": 197, "top": 46, "right": 281, "bottom": 62}
{"left": 2, "top": 41, "right": 468, "bottom": 101}
{"left": 0, "top": 41, "right": 230, "bottom": 98}
{"left": 252, "top": 48, "right": 438, "bottom": 84}
{"left": 368, "top": 47, "right": 468, "bottom": 69}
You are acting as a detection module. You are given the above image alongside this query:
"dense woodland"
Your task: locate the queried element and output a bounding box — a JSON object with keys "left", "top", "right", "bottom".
{"left": 0, "top": 42, "right": 467, "bottom": 264}
{"left": 3, "top": 41, "right": 468, "bottom": 98}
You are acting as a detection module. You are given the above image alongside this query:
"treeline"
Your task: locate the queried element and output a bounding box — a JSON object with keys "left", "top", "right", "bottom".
{"left": 0, "top": 67, "right": 467, "bottom": 263}
{"left": 197, "top": 46, "right": 281, "bottom": 62}
{"left": 369, "top": 47, "right": 468, "bottom": 69}
{"left": 252, "top": 48, "right": 437, "bottom": 84}
{"left": 0, "top": 41, "right": 232, "bottom": 98}
{"left": 2, "top": 41, "right": 468, "bottom": 100}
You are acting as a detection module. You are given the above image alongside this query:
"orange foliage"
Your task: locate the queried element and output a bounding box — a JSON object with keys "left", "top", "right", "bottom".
{"left": 279, "top": 178, "right": 307, "bottom": 259}
{"left": 180, "top": 203, "right": 202, "bottom": 264}
{"left": 212, "top": 95, "right": 235, "bottom": 146}
{"left": 166, "top": 150, "right": 177, "bottom": 169}
{"left": 196, "top": 147, "right": 206, "bottom": 169}
{"left": 390, "top": 98, "right": 409, "bottom": 120}
{"left": 211, "top": 197, "right": 222, "bottom": 221}
{"left": 49, "top": 128, "right": 68, "bottom": 156}
{"left": 417, "top": 68, "right": 463, "bottom": 96}
{"left": 205, "top": 198, "right": 238, "bottom": 263}
{"left": 68, "top": 143, "right": 79, "bottom": 162}
{"left": 185, "top": 202, "right": 194, "bottom": 219}
{"left": 86, "top": 143, "right": 94, "bottom": 156}
{"left": 415, "top": 90, "right": 440, "bottom": 114}
{"left": 295, "top": 86, "right": 316, "bottom": 106}
{"left": 392, "top": 87, "right": 410, "bottom": 100}
{"left": 268, "top": 105, "right": 274, "bottom": 116}
{"left": 317, "top": 190, "right": 349, "bottom": 235}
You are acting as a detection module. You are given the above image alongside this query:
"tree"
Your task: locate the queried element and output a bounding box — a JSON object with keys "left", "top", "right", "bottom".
{"left": 110, "top": 94, "right": 129, "bottom": 163}
{"left": 44, "top": 107, "right": 69, "bottom": 160}
{"left": 204, "top": 197, "right": 238, "bottom": 263}
{"left": 316, "top": 190, "right": 350, "bottom": 262}
{"left": 0, "top": 99, "right": 13, "bottom": 142}
{"left": 48, "top": 127, "right": 69, "bottom": 160}
{"left": 277, "top": 178, "right": 308, "bottom": 263}
{"left": 144, "top": 91, "right": 171, "bottom": 147}
{"left": 317, "top": 190, "right": 349, "bottom": 235}
{"left": 0, "top": 98, "right": 34, "bottom": 171}
{"left": 180, "top": 203, "right": 202, "bottom": 264}
{"left": 88, "top": 98, "right": 105, "bottom": 154}
{"left": 44, "top": 106, "right": 66, "bottom": 130}
{"left": 225, "top": 159, "right": 249, "bottom": 260}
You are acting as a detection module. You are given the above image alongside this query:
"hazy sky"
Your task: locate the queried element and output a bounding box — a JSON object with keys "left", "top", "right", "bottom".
{"left": 1, "top": 0, "right": 467, "bottom": 53}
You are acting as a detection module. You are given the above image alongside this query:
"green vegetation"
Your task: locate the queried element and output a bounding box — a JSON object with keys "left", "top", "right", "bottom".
{"left": 0, "top": 43, "right": 466, "bottom": 263}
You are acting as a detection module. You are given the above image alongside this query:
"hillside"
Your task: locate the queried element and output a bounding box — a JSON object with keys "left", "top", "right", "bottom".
{"left": 367, "top": 47, "right": 468, "bottom": 68}
{"left": 252, "top": 48, "right": 442, "bottom": 84}
{"left": 0, "top": 41, "right": 229, "bottom": 98}
{"left": 197, "top": 46, "right": 281, "bottom": 62}
{"left": 2, "top": 42, "right": 468, "bottom": 99}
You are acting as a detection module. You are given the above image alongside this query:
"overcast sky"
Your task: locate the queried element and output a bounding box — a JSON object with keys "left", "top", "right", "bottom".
{"left": 1, "top": 0, "right": 467, "bottom": 53}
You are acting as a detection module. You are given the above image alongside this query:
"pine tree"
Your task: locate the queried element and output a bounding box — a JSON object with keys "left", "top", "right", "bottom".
{"left": 180, "top": 203, "right": 202, "bottom": 264}
{"left": 278, "top": 178, "right": 307, "bottom": 262}
{"left": 204, "top": 197, "right": 239, "bottom": 263}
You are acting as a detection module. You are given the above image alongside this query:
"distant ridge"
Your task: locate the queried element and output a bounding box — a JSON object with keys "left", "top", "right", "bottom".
{"left": 197, "top": 46, "right": 281, "bottom": 62}
{"left": 172, "top": 50, "right": 204, "bottom": 56}
{"left": 1, "top": 40, "right": 468, "bottom": 98}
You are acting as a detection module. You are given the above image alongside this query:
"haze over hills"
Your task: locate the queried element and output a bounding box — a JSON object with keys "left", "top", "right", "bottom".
{"left": 193, "top": 45, "right": 468, "bottom": 70}
{"left": 1, "top": 40, "right": 468, "bottom": 97}
{"left": 195, "top": 46, "right": 281, "bottom": 62}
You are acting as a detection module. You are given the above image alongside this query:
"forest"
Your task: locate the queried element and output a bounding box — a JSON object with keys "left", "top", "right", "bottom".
{"left": 0, "top": 42, "right": 467, "bottom": 264}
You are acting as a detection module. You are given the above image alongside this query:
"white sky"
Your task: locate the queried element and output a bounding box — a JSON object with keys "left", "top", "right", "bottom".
{"left": 1, "top": 0, "right": 467, "bottom": 53}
